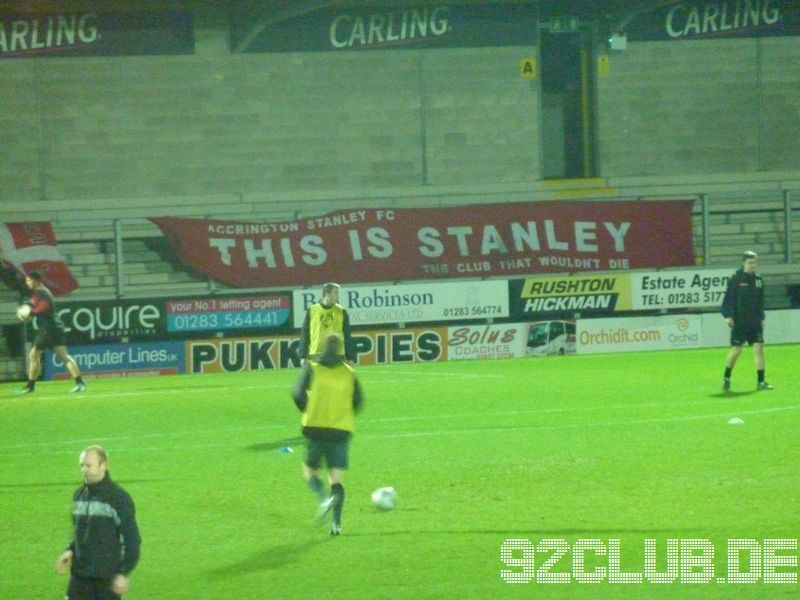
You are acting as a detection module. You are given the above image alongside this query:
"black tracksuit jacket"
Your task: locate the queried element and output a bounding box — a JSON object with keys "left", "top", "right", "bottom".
{"left": 68, "top": 473, "right": 141, "bottom": 579}
{"left": 721, "top": 268, "right": 765, "bottom": 323}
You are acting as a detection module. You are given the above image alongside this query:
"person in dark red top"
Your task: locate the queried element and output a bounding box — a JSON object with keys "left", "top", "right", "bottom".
{"left": 17, "top": 270, "right": 86, "bottom": 394}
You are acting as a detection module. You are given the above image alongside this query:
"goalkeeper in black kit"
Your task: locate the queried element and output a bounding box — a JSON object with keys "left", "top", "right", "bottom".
{"left": 721, "top": 251, "right": 772, "bottom": 391}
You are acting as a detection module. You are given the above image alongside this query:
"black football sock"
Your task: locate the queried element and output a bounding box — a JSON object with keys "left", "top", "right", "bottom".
{"left": 307, "top": 475, "right": 326, "bottom": 502}
{"left": 331, "top": 483, "right": 345, "bottom": 525}
{"left": 757, "top": 370, "right": 765, "bottom": 383}
{"left": 75, "top": 375, "right": 85, "bottom": 385}
{"left": 724, "top": 367, "right": 732, "bottom": 379}
{"left": 26, "top": 379, "right": 36, "bottom": 390}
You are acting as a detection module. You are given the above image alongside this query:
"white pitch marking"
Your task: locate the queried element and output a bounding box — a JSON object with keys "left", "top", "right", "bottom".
{"left": 367, "top": 404, "right": 800, "bottom": 439}
{"left": 1, "top": 369, "right": 480, "bottom": 403}
{"left": 366, "top": 369, "right": 502, "bottom": 379}
{"left": 0, "top": 395, "right": 756, "bottom": 449}
{"left": 355, "top": 395, "right": 782, "bottom": 423}
{"left": 0, "top": 404, "right": 796, "bottom": 457}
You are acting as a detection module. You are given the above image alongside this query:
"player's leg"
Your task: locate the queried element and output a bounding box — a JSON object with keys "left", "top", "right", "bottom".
{"left": 303, "top": 462, "right": 327, "bottom": 503}
{"left": 305, "top": 440, "right": 335, "bottom": 524}
{"left": 18, "top": 345, "right": 44, "bottom": 393}
{"left": 723, "top": 344, "right": 742, "bottom": 391}
{"left": 53, "top": 345, "right": 86, "bottom": 392}
{"left": 724, "top": 345, "right": 743, "bottom": 369}
{"left": 753, "top": 342, "right": 772, "bottom": 389}
{"left": 327, "top": 441, "right": 349, "bottom": 535}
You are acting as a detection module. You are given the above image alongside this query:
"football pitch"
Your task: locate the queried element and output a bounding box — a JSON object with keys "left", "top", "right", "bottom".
{"left": 1, "top": 345, "right": 798, "bottom": 599}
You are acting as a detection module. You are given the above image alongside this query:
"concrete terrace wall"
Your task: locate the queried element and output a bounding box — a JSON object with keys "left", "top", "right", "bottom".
{"left": 597, "top": 37, "right": 800, "bottom": 176}
{"left": 0, "top": 28, "right": 541, "bottom": 201}
{"left": 2, "top": 16, "right": 799, "bottom": 322}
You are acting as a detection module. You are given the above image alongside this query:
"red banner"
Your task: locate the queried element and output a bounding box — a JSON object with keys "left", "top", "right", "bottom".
{"left": 151, "top": 200, "right": 695, "bottom": 288}
{"left": 0, "top": 222, "right": 78, "bottom": 294}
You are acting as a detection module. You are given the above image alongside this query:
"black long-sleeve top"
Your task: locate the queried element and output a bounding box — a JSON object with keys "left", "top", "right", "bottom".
{"left": 68, "top": 473, "right": 141, "bottom": 579}
{"left": 721, "top": 268, "right": 765, "bottom": 323}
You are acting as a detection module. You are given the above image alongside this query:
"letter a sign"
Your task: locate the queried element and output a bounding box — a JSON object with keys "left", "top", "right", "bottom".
{"left": 520, "top": 58, "right": 536, "bottom": 78}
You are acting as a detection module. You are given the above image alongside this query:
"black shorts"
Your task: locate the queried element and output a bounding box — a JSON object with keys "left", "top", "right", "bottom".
{"left": 305, "top": 439, "right": 349, "bottom": 470}
{"left": 67, "top": 574, "right": 120, "bottom": 600}
{"left": 730, "top": 320, "right": 763, "bottom": 346}
{"left": 33, "top": 327, "right": 66, "bottom": 350}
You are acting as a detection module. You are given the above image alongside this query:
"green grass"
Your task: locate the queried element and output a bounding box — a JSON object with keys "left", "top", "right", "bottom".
{"left": 1, "top": 345, "right": 798, "bottom": 599}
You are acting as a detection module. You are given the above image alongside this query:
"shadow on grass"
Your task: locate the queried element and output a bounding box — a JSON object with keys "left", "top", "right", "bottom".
{"left": 246, "top": 437, "right": 306, "bottom": 452}
{"left": 710, "top": 390, "right": 757, "bottom": 398}
{"left": 208, "top": 538, "right": 325, "bottom": 579}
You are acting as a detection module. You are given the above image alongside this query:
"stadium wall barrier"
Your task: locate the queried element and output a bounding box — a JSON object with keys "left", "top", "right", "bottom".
{"left": 292, "top": 281, "right": 509, "bottom": 328}
{"left": 38, "top": 310, "right": 799, "bottom": 379}
{"left": 509, "top": 268, "right": 733, "bottom": 320}
{"left": 576, "top": 310, "right": 800, "bottom": 355}
{"left": 42, "top": 341, "right": 185, "bottom": 380}
{"left": 27, "top": 293, "right": 294, "bottom": 346}
{"left": 16, "top": 267, "right": 779, "bottom": 348}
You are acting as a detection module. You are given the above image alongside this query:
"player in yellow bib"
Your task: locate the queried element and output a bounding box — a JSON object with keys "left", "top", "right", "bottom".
{"left": 292, "top": 334, "right": 363, "bottom": 536}
{"left": 298, "top": 282, "right": 354, "bottom": 366}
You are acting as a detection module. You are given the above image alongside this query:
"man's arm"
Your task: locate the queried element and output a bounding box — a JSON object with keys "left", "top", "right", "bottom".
{"left": 30, "top": 289, "right": 51, "bottom": 315}
{"left": 721, "top": 272, "right": 738, "bottom": 321}
{"left": 55, "top": 549, "right": 73, "bottom": 574}
{"left": 117, "top": 493, "right": 141, "bottom": 575}
{"left": 352, "top": 377, "right": 364, "bottom": 413}
{"left": 57, "top": 491, "right": 79, "bottom": 574}
{"left": 342, "top": 310, "right": 355, "bottom": 362}
{"left": 757, "top": 275, "right": 766, "bottom": 322}
{"left": 111, "top": 574, "right": 131, "bottom": 596}
{"left": 291, "top": 365, "right": 313, "bottom": 411}
{"left": 298, "top": 310, "right": 311, "bottom": 362}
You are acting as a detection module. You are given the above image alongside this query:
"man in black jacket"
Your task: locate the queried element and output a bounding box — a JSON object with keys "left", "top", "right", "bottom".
{"left": 721, "top": 250, "right": 773, "bottom": 391}
{"left": 56, "top": 445, "right": 141, "bottom": 599}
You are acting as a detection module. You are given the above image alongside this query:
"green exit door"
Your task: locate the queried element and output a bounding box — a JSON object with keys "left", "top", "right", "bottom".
{"left": 539, "top": 18, "right": 597, "bottom": 179}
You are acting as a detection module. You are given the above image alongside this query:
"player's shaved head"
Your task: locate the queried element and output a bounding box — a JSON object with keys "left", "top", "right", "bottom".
{"left": 325, "top": 333, "right": 343, "bottom": 354}
{"left": 81, "top": 445, "right": 108, "bottom": 464}
{"left": 79, "top": 445, "right": 109, "bottom": 484}
{"left": 322, "top": 282, "right": 340, "bottom": 296}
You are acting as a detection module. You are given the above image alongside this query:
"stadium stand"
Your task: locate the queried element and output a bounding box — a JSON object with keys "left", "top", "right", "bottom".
{"left": 2, "top": 172, "right": 798, "bottom": 308}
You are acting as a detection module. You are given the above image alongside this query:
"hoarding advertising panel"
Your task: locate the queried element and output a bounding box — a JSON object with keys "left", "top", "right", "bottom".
{"left": 509, "top": 274, "right": 632, "bottom": 319}
{"left": 165, "top": 295, "right": 291, "bottom": 333}
{"left": 42, "top": 341, "right": 184, "bottom": 379}
{"left": 293, "top": 280, "right": 509, "bottom": 328}
{"left": 630, "top": 269, "right": 731, "bottom": 310}
{"left": 577, "top": 315, "right": 703, "bottom": 354}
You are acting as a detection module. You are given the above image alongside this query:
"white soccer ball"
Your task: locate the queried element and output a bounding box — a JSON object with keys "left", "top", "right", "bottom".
{"left": 371, "top": 486, "right": 398, "bottom": 511}
{"left": 16, "top": 304, "right": 31, "bottom": 321}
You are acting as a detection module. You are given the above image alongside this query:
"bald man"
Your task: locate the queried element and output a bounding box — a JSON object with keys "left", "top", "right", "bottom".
{"left": 56, "top": 446, "right": 140, "bottom": 599}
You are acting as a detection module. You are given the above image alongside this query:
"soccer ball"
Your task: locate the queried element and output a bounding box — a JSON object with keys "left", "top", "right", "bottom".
{"left": 16, "top": 305, "right": 31, "bottom": 321}
{"left": 371, "top": 486, "right": 398, "bottom": 511}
